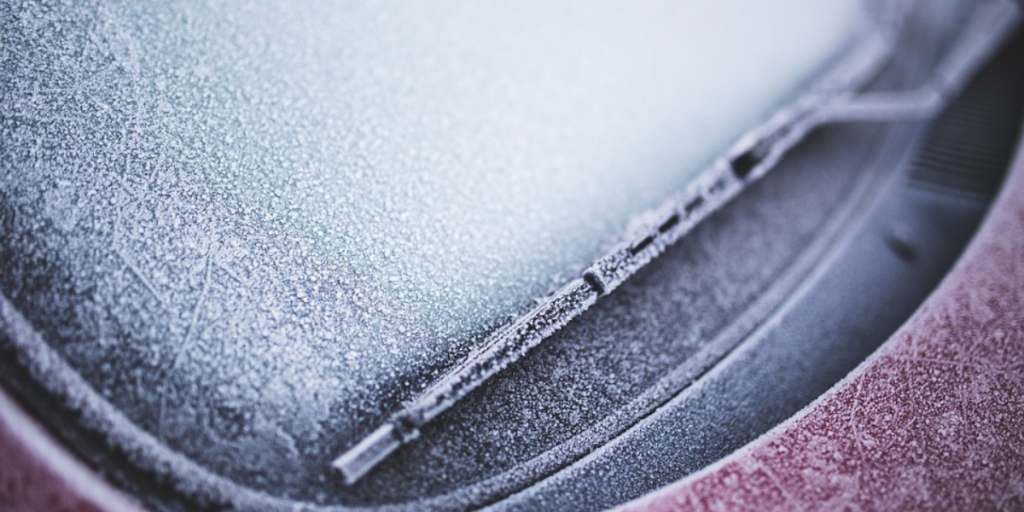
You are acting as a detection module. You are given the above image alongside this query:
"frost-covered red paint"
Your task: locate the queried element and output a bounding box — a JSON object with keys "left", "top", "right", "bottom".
{"left": 622, "top": 135, "right": 1024, "bottom": 511}
{"left": 0, "top": 391, "right": 144, "bottom": 512}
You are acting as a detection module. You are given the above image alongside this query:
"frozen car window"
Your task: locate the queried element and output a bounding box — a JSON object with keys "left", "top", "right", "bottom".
{"left": 2, "top": 0, "right": 863, "bottom": 447}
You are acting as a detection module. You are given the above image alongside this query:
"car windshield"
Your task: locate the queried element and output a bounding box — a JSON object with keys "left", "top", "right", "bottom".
{"left": 205, "top": 0, "right": 863, "bottom": 375}
{"left": 3, "top": 0, "right": 864, "bottom": 437}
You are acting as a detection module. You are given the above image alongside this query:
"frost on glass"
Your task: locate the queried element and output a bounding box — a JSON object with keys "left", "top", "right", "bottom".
{"left": 1, "top": 0, "right": 863, "bottom": 446}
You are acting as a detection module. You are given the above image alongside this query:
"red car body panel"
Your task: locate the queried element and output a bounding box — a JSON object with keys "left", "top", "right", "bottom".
{"left": 0, "top": 390, "right": 143, "bottom": 512}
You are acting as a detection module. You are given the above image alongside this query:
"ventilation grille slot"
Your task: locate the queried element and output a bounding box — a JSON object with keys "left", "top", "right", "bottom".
{"left": 910, "top": 33, "right": 1024, "bottom": 197}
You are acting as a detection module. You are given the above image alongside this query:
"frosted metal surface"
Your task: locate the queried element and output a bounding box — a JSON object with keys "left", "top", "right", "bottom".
{"left": 1, "top": 0, "right": 861, "bottom": 451}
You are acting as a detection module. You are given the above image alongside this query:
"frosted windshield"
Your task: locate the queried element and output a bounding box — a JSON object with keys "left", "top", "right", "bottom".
{"left": 4, "top": 1, "right": 864, "bottom": 409}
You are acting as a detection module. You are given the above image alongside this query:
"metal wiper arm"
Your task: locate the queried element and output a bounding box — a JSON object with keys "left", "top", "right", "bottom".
{"left": 333, "top": 0, "right": 1020, "bottom": 484}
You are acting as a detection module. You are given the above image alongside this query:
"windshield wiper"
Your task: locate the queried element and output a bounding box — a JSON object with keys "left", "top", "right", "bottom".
{"left": 333, "top": 0, "right": 1020, "bottom": 484}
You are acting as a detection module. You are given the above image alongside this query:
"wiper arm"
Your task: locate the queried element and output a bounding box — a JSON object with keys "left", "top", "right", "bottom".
{"left": 333, "top": 0, "right": 1020, "bottom": 484}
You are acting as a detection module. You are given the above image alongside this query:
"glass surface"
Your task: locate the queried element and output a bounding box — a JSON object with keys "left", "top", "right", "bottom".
{"left": 2, "top": 0, "right": 863, "bottom": 426}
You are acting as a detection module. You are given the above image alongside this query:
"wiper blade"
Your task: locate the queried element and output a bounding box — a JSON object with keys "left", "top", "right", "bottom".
{"left": 334, "top": 0, "right": 1020, "bottom": 484}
